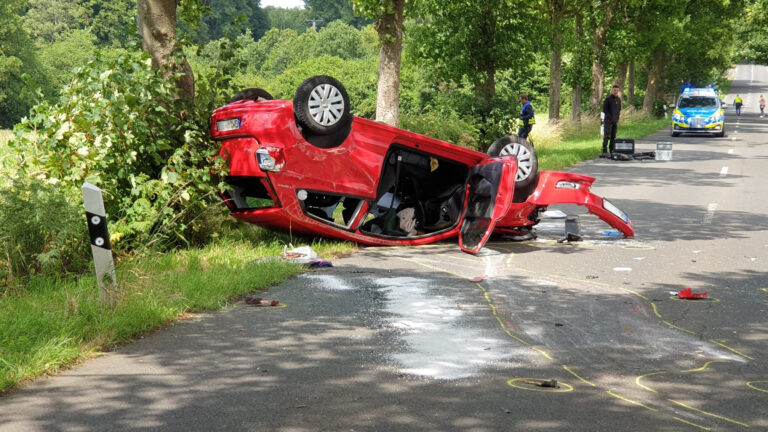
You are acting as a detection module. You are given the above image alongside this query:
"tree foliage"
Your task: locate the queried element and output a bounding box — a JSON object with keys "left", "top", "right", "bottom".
{"left": 5, "top": 48, "right": 240, "bottom": 269}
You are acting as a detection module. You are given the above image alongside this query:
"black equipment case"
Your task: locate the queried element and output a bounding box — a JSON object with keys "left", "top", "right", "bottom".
{"left": 613, "top": 138, "right": 635, "bottom": 154}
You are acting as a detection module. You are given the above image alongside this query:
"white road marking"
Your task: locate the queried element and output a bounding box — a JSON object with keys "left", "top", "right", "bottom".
{"left": 720, "top": 166, "right": 729, "bottom": 177}
{"left": 704, "top": 203, "right": 718, "bottom": 224}
{"left": 728, "top": 149, "right": 734, "bottom": 154}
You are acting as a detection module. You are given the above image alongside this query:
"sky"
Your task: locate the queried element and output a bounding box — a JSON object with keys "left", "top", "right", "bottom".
{"left": 261, "top": 0, "right": 305, "bottom": 8}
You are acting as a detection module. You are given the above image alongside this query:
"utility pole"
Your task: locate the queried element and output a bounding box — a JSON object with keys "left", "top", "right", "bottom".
{"left": 305, "top": 18, "right": 323, "bottom": 30}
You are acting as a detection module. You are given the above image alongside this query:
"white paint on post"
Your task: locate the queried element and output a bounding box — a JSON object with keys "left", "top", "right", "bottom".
{"left": 82, "top": 183, "right": 118, "bottom": 305}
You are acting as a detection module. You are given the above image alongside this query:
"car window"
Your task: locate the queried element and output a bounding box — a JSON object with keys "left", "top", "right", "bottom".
{"left": 678, "top": 96, "right": 718, "bottom": 108}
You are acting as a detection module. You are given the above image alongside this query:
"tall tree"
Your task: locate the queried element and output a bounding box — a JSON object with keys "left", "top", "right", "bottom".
{"left": 1, "top": 0, "right": 47, "bottom": 127}
{"left": 306, "top": 0, "right": 371, "bottom": 28}
{"left": 588, "top": 0, "right": 619, "bottom": 110}
{"left": 137, "top": 0, "right": 195, "bottom": 100}
{"left": 353, "top": 0, "right": 405, "bottom": 127}
{"left": 23, "top": 0, "right": 89, "bottom": 44}
{"left": 410, "top": 1, "right": 537, "bottom": 106}
{"left": 186, "top": 0, "right": 269, "bottom": 43}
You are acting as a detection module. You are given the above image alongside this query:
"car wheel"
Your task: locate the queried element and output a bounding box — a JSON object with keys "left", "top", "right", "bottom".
{"left": 229, "top": 88, "right": 273, "bottom": 103}
{"left": 293, "top": 76, "right": 351, "bottom": 136}
{"left": 671, "top": 131, "right": 680, "bottom": 137}
{"left": 715, "top": 128, "right": 725, "bottom": 137}
{"left": 487, "top": 136, "right": 539, "bottom": 202}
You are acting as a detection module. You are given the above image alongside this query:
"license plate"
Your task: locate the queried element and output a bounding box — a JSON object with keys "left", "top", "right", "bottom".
{"left": 217, "top": 118, "right": 241, "bottom": 132}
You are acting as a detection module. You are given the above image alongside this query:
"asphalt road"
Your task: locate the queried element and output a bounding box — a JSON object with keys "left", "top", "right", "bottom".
{"left": 2, "top": 65, "right": 767, "bottom": 431}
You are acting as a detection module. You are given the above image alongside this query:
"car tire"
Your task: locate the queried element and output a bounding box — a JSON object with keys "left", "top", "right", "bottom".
{"left": 487, "top": 136, "right": 539, "bottom": 202}
{"left": 671, "top": 131, "right": 680, "bottom": 137}
{"left": 229, "top": 88, "right": 273, "bottom": 103}
{"left": 715, "top": 128, "right": 725, "bottom": 137}
{"left": 293, "top": 76, "right": 352, "bottom": 136}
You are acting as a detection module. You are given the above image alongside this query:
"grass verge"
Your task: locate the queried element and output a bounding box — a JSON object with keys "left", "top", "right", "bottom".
{"left": 0, "top": 234, "right": 355, "bottom": 392}
{"left": 0, "top": 113, "right": 668, "bottom": 393}
{"left": 530, "top": 111, "right": 671, "bottom": 171}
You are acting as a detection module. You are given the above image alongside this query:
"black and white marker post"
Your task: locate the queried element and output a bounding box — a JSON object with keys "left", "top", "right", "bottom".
{"left": 81, "top": 182, "right": 118, "bottom": 305}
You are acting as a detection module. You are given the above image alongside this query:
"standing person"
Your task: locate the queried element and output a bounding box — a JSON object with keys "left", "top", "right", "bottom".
{"left": 760, "top": 95, "right": 765, "bottom": 118}
{"left": 601, "top": 85, "right": 622, "bottom": 158}
{"left": 518, "top": 94, "right": 535, "bottom": 141}
{"left": 734, "top": 95, "right": 743, "bottom": 116}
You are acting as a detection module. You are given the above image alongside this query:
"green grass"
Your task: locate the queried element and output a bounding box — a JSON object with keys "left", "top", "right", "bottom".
{"left": 0, "top": 114, "right": 669, "bottom": 393}
{"left": 0, "top": 235, "right": 355, "bottom": 392}
{"left": 532, "top": 113, "right": 670, "bottom": 171}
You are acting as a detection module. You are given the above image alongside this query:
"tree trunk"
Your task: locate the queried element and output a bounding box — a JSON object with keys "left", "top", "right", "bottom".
{"left": 642, "top": 50, "right": 664, "bottom": 114}
{"left": 588, "top": 0, "right": 618, "bottom": 110}
{"left": 475, "top": 9, "right": 497, "bottom": 101}
{"left": 136, "top": 0, "right": 194, "bottom": 101}
{"left": 374, "top": 0, "right": 405, "bottom": 127}
{"left": 613, "top": 62, "right": 628, "bottom": 91}
{"left": 571, "top": 10, "right": 584, "bottom": 122}
{"left": 627, "top": 61, "right": 635, "bottom": 107}
{"left": 548, "top": 0, "right": 565, "bottom": 123}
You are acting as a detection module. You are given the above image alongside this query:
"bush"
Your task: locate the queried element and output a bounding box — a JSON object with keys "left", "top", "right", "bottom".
{"left": 0, "top": 177, "right": 90, "bottom": 289}
{"left": 3, "top": 47, "right": 239, "bottom": 282}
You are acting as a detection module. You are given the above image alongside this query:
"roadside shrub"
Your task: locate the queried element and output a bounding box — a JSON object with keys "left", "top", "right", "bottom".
{"left": 4, "top": 47, "right": 238, "bottom": 282}
{"left": 0, "top": 177, "right": 90, "bottom": 288}
{"left": 400, "top": 110, "right": 478, "bottom": 149}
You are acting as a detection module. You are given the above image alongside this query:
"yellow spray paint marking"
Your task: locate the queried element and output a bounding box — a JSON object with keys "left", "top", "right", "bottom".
{"left": 746, "top": 381, "right": 768, "bottom": 393}
{"left": 662, "top": 321, "right": 696, "bottom": 334}
{"left": 667, "top": 399, "right": 750, "bottom": 428}
{"left": 606, "top": 391, "right": 657, "bottom": 411}
{"left": 562, "top": 365, "right": 596, "bottom": 387}
{"left": 507, "top": 378, "right": 574, "bottom": 392}
{"left": 478, "top": 283, "right": 530, "bottom": 346}
{"left": 673, "top": 417, "right": 711, "bottom": 431}
{"left": 531, "top": 347, "right": 553, "bottom": 360}
{"left": 436, "top": 253, "right": 481, "bottom": 264}
{"left": 681, "top": 360, "right": 730, "bottom": 373}
{"left": 668, "top": 295, "right": 720, "bottom": 303}
{"left": 394, "top": 256, "right": 470, "bottom": 280}
{"left": 635, "top": 371, "right": 668, "bottom": 393}
{"left": 619, "top": 287, "right": 649, "bottom": 301}
{"left": 621, "top": 244, "right": 656, "bottom": 250}
{"left": 650, "top": 302, "right": 663, "bottom": 318}
{"left": 709, "top": 340, "right": 754, "bottom": 361}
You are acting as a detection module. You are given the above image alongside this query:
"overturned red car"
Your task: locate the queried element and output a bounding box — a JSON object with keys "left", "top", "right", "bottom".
{"left": 210, "top": 76, "right": 633, "bottom": 254}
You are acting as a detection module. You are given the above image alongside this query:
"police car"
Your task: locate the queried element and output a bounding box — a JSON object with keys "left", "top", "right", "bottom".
{"left": 671, "top": 87, "right": 725, "bottom": 137}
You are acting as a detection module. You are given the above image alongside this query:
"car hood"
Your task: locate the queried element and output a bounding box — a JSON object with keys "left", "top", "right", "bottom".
{"left": 679, "top": 107, "right": 719, "bottom": 117}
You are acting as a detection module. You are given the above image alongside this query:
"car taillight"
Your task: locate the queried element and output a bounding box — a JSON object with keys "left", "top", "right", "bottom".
{"left": 256, "top": 147, "right": 285, "bottom": 172}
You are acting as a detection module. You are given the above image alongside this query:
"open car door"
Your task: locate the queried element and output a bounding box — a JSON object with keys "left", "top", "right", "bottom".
{"left": 459, "top": 157, "right": 516, "bottom": 254}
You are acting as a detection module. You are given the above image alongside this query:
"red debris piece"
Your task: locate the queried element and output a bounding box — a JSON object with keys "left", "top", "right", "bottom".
{"left": 677, "top": 288, "right": 708, "bottom": 300}
{"left": 470, "top": 275, "right": 487, "bottom": 283}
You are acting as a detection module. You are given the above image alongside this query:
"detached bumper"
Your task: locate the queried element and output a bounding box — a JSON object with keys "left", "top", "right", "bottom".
{"left": 526, "top": 171, "right": 634, "bottom": 237}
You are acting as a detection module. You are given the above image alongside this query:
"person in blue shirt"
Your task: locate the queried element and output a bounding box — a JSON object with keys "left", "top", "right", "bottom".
{"left": 518, "top": 93, "right": 535, "bottom": 140}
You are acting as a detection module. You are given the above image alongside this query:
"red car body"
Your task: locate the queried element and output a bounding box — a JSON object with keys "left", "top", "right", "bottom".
{"left": 210, "top": 96, "right": 633, "bottom": 254}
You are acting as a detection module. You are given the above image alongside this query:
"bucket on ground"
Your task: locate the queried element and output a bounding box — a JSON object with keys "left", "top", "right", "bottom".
{"left": 656, "top": 142, "right": 673, "bottom": 161}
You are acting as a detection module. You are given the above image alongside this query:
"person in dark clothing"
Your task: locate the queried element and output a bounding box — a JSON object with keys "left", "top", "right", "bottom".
{"left": 601, "top": 85, "right": 622, "bottom": 157}
{"left": 518, "top": 94, "right": 535, "bottom": 140}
